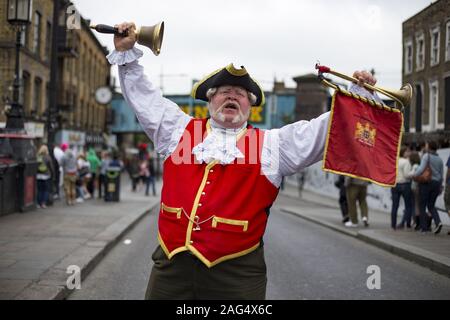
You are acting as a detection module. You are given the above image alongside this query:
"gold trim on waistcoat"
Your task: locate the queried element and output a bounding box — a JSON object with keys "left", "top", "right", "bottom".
{"left": 159, "top": 119, "right": 254, "bottom": 268}
{"left": 212, "top": 216, "right": 249, "bottom": 232}
{"left": 161, "top": 203, "right": 182, "bottom": 219}
{"left": 158, "top": 232, "right": 261, "bottom": 268}
{"left": 184, "top": 160, "right": 219, "bottom": 246}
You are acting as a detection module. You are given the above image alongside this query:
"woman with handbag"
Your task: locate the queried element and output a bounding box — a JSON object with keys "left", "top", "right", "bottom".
{"left": 412, "top": 141, "right": 444, "bottom": 234}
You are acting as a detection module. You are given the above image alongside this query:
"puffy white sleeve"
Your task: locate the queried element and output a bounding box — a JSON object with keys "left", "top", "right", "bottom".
{"left": 262, "top": 112, "right": 330, "bottom": 187}
{"left": 107, "top": 48, "right": 192, "bottom": 158}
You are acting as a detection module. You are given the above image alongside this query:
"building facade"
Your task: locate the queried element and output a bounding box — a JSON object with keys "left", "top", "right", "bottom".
{"left": 0, "top": 0, "right": 112, "bottom": 150}
{"left": 0, "top": 0, "right": 54, "bottom": 139}
{"left": 293, "top": 74, "right": 331, "bottom": 121}
{"left": 402, "top": 0, "right": 450, "bottom": 146}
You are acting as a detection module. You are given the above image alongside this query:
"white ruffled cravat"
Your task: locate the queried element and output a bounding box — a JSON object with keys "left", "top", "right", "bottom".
{"left": 192, "top": 120, "right": 246, "bottom": 165}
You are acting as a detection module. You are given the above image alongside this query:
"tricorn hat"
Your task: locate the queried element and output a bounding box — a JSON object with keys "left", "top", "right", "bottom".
{"left": 191, "top": 63, "right": 265, "bottom": 107}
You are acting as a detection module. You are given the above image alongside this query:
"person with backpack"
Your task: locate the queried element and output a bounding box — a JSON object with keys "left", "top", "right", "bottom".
{"left": 36, "top": 145, "right": 55, "bottom": 209}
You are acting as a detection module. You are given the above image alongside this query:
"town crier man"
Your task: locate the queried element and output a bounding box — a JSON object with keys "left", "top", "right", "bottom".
{"left": 108, "top": 22, "right": 379, "bottom": 300}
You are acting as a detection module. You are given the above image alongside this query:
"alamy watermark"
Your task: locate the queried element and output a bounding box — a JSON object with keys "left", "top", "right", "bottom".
{"left": 366, "top": 265, "right": 381, "bottom": 290}
{"left": 66, "top": 5, "right": 81, "bottom": 30}
{"left": 66, "top": 265, "right": 81, "bottom": 290}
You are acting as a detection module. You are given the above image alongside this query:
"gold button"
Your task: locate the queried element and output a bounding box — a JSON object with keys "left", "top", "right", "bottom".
{"left": 190, "top": 241, "right": 194, "bottom": 244}
{"left": 207, "top": 181, "right": 211, "bottom": 185}
{"left": 210, "top": 170, "right": 214, "bottom": 173}
{"left": 198, "top": 203, "right": 202, "bottom": 207}
{"left": 202, "top": 192, "right": 206, "bottom": 196}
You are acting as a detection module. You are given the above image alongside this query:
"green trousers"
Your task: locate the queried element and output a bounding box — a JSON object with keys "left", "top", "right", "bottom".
{"left": 346, "top": 184, "right": 368, "bottom": 224}
{"left": 145, "top": 245, "right": 267, "bottom": 300}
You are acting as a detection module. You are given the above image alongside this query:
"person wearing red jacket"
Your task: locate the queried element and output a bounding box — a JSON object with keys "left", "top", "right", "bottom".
{"left": 108, "top": 22, "right": 378, "bottom": 300}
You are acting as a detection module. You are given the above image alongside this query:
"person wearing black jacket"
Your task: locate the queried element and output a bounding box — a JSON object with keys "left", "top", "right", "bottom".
{"left": 334, "top": 175, "right": 349, "bottom": 223}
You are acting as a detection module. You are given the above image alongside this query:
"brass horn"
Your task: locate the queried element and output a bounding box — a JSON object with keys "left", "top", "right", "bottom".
{"left": 90, "top": 22, "right": 164, "bottom": 56}
{"left": 315, "top": 64, "right": 412, "bottom": 110}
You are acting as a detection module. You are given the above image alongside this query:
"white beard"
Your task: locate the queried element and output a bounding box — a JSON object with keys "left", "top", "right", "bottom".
{"left": 208, "top": 102, "right": 250, "bottom": 125}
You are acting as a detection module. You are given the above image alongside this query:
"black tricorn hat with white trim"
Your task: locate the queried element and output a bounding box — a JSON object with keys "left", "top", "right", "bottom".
{"left": 191, "top": 63, "right": 265, "bottom": 107}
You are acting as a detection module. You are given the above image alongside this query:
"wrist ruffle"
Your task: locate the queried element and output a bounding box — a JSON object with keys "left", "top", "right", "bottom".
{"left": 106, "top": 47, "right": 144, "bottom": 65}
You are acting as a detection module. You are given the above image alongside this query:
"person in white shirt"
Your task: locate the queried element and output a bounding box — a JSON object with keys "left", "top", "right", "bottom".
{"left": 53, "top": 144, "right": 65, "bottom": 199}
{"left": 391, "top": 147, "right": 413, "bottom": 230}
{"left": 108, "top": 22, "right": 380, "bottom": 300}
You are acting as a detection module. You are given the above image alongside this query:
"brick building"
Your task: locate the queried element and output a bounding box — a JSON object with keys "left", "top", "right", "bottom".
{"left": 55, "top": 1, "right": 111, "bottom": 151}
{"left": 0, "top": 0, "right": 54, "bottom": 139}
{"left": 402, "top": 0, "right": 450, "bottom": 146}
{"left": 0, "top": 0, "right": 112, "bottom": 151}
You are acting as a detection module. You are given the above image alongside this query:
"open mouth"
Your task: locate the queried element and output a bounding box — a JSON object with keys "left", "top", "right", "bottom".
{"left": 224, "top": 103, "right": 239, "bottom": 110}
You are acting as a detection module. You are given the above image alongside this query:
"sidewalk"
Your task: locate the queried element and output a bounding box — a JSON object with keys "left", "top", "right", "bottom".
{"left": 0, "top": 177, "right": 161, "bottom": 300}
{"left": 279, "top": 183, "right": 450, "bottom": 278}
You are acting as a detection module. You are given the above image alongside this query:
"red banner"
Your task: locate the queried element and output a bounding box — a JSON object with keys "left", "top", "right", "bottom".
{"left": 323, "top": 91, "right": 403, "bottom": 187}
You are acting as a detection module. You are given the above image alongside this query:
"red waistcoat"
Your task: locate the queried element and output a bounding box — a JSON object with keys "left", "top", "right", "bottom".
{"left": 159, "top": 118, "right": 279, "bottom": 268}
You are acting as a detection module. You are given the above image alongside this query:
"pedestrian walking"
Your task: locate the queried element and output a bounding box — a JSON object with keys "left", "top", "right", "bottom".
{"left": 147, "top": 154, "right": 157, "bottom": 196}
{"left": 334, "top": 175, "right": 349, "bottom": 223}
{"left": 391, "top": 147, "right": 413, "bottom": 230}
{"left": 138, "top": 159, "right": 150, "bottom": 193}
{"left": 76, "top": 152, "right": 91, "bottom": 202}
{"left": 408, "top": 151, "right": 421, "bottom": 230}
{"left": 36, "top": 145, "right": 55, "bottom": 209}
{"left": 53, "top": 144, "right": 65, "bottom": 200}
{"left": 98, "top": 151, "right": 110, "bottom": 199}
{"left": 127, "top": 154, "right": 140, "bottom": 192}
{"left": 412, "top": 141, "right": 444, "bottom": 234}
{"left": 87, "top": 148, "right": 101, "bottom": 197}
{"left": 445, "top": 154, "right": 450, "bottom": 236}
{"left": 109, "top": 21, "right": 380, "bottom": 300}
{"left": 344, "top": 177, "right": 370, "bottom": 228}
{"left": 61, "top": 144, "right": 77, "bottom": 206}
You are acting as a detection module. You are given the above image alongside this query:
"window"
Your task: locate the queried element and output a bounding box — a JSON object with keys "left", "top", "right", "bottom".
{"left": 430, "top": 26, "right": 440, "bottom": 66}
{"left": 429, "top": 80, "right": 439, "bottom": 130}
{"left": 446, "top": 21, "right": 450, "bottom": 62}
{"left": 45, "top": 22, "right": 52, "bottom": 61}
{"left": 415, "top": 33, "right": 425, "bottom": 71}
{"left": 33, "top": 11, "right": 41, "bottom": 55}
{"left": 404, "top": 40, "right": 413, "bottom": 75}
{"left": 20, "top": 25, "right": 28, "bottom": 47}
{"left": 33, "top": 77, "right": 42, "bottom": 115}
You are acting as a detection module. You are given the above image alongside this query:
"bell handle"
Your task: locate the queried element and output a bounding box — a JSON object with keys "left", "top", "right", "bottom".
{"left": 90, "top": 24, "right": 129, "bottom": 37}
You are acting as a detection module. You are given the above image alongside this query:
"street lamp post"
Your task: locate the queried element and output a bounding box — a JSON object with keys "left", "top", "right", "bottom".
{"left": 3, "top": 0, "right": 38, "bottom": 214}
{"left": 47, "top": 0, "right": 60, "bottom": 150}
{"left": 6, "top": 0, "right": 33, "bottom": 132}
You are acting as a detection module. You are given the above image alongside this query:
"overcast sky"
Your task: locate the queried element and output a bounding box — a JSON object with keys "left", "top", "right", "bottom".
{"left": 72, "top": 0, "right": 434, "bottom": 95}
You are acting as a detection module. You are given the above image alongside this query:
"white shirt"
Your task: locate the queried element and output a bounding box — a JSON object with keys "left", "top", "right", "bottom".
{"left": 107, "top": 47, "right": 380, "bottom": 188}
{"left": 53, "top": 146, "right": 65, "bottom": 165}
{"left": 396, "top": 157, "right": 412, "bottom": 184}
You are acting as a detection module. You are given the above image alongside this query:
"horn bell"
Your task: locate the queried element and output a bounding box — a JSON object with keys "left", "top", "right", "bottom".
{"left": 397, "top": 83, "right": 413, "bottom": 109}
{"left": 137, "top": 21, "right": 164, "bottom": 56}
{"left": 378, "top": 83, "right": 413, "bottom": 110}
